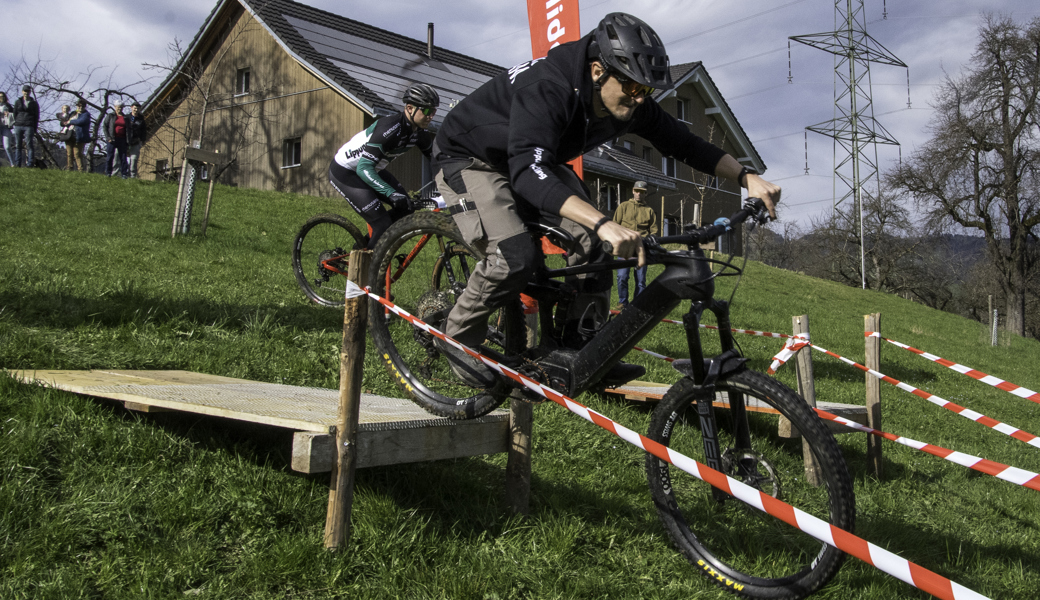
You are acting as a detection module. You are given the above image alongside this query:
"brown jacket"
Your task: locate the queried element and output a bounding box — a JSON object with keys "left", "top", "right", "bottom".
{"left": 612, "top": 198, "right": 659, "bottom": 236}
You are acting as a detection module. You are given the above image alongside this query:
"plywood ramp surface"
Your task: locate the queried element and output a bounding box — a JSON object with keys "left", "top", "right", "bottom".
{"left": 9, "top": 370, "right": 510, "bottom": 472}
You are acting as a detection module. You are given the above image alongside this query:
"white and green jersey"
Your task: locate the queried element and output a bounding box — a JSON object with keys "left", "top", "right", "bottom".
{"left": 332, "top": 111, "right": 434, "bottom": 197}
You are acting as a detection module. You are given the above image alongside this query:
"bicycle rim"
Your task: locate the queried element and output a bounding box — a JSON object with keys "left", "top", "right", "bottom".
{"left": 368, "top": 212, "right": 523, "bottom": 419}
{"left": 292, "top": 214, "right": 365, "bottom": 307}
{"left": 646, "top": 371, "right": 854, "bottom": 599}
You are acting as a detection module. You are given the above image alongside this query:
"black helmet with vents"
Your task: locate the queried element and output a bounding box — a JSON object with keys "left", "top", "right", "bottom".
{"left": 592, "top": 13, "right": 673, "bottom": 90}
{"left": 402, "top": 83, "right": 440, "bottom": 108}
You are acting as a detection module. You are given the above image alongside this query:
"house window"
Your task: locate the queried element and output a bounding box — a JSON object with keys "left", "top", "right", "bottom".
{"left": 155, "top": 159, "right": 169, "bottom": 175}
{"left": 236, "top": 68, "right": 251, "bottom": 96}
{"left": 282, "top": 137, "right": 302, "bottom": 168}
{"left": 675, "top": 97, "right": 689, "bottom": 122}
{"left": 620, "top": 140, "right": 633, "bottom": 151}
{"left": 642, "top": 147, "right": 653, "bottom": 164}
{"left": 662, "top": 156, "right": 676, "bottom": 178}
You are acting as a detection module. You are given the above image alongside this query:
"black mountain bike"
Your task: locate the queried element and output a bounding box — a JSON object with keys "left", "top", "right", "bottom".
{"left": 367, "top": 199, "right": 855, "bottom": 599}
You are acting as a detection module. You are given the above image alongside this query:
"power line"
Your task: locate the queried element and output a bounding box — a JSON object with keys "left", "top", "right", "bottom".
{"left": 665, "top": 0, "right": 812, "bottom": 46}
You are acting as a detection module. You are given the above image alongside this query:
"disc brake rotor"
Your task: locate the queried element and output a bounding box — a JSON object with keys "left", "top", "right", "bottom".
{"left": 722, "top": 449, "right": 781, "bottom": 498}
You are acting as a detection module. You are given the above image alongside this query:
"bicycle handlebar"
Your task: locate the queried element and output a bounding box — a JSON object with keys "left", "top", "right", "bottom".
{"left": 601, "top": 198, "right": 770, "bottom": 255}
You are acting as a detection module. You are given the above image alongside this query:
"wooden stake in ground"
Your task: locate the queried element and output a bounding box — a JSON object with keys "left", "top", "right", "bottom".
{"left": 865, "top": 312, "right": 883, "bottom": 478}
{"left": 324, "top": 251, "right": 370, "bottom": 550}
{"left": 792, "top": 315, "right": 820, "bottom": 486}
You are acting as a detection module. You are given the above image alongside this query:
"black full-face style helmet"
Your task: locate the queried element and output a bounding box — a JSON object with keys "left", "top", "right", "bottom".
{"left": 402, "top": 83, "right": 440, "bottom": 108}
{"left": 592, "top": 13, "right": 673, "bottom": 91}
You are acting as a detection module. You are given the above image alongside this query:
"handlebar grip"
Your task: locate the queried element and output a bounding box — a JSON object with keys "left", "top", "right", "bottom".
{"left": 601, "top": 240, "right": 614, "bottom": 255}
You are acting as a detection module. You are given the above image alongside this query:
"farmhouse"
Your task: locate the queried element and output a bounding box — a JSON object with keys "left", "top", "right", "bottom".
{"left": 142, "top": 0, "right": 765, "bottom": 247}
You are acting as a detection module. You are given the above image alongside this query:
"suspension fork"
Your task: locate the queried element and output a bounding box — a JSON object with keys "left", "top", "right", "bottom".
{"left": 684, "top": 301, "right": 753, "bottom": 498}
{"left": 707, "top": 300, "right": 754, "bottom": 464}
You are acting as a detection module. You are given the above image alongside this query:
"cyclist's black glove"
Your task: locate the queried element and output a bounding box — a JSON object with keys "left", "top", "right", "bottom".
{"left": 387, "top": 192, "right": 410, "bottom": 212}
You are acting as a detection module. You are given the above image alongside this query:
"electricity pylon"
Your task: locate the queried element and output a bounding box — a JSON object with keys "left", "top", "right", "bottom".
{"left": 790, "top": 0, "right": 906, "bottom": 289}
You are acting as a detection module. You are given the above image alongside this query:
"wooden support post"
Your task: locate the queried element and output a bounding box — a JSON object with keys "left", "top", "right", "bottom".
{"left": 324, "top": 250, "right": 371, "bottom": 550}
{"left": 172, "top": 156, "right": 189, "bottom": 238}
{"left": 865, "top": 313, "right": 883, "bottom": 478}
{"left": 792, "top": 315, "right": 820, "bottom": 486}
{"left": 505, "top": 396, "right": 533, "bottom": 515}
{"left": 200, "top": 174, "right": 216, "bottom": 236}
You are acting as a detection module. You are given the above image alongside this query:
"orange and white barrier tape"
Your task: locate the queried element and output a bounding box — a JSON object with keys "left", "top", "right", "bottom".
{"left": 350, "top": 283, "right": 989, "bottom": 600}
{"left": 813, "top": 407, "right": 1040, "bottom": 492}
{"left": 768, "top": 333, "right": 811, "bottom": 374}
{"left": 627, "top": 343, "right": 1040, "bottom": 494}
{"left": 804, "top": 341, "right": 1040, "bottom": 451}
{"left": 609, "top": 310, "right": 794, "bottom": 339}
{"left": 871, "top": 333, "right": 1040, "bottom": 406}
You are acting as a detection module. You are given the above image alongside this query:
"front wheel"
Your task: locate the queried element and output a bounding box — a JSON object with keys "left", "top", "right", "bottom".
{"left": 646, "top": 370, "right": 855, "bottom": 599}
{"left": 368, "top": 211, "right": 525, "bottom": 419}
{"left": 292, "top": 214, "right": 366, "bottom": 307}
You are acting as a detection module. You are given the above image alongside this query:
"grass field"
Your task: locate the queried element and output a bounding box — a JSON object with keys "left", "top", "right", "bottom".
{"left": 1, "top": 168, "right": 1039, "bottom": 599}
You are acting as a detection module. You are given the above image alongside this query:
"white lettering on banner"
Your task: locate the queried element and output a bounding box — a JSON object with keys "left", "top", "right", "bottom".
{"left": 545, "top": 0, "right": 566, "bottom": 47}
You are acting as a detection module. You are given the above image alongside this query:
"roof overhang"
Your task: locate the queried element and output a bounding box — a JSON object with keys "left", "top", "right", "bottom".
{"left": 657, "top": 63, "right": 767, "bottom": 175}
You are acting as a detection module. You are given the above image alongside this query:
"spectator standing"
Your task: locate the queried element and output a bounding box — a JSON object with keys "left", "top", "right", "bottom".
{"left": 0, "top": 91, "right": 14, "bottom": 166}
{"left": 126, "top": 102, "right": 147, "bottom": 178}
{"left": 66, "top": 99, "right": 91, "bottom": 173}
{"left": 57, "top": 104, "right": 73, "bottom": 170}
{"left": 102, "top": 102, "right": 129, "bottom": 177}
{"left": 611, "top": 180, "right": 658, "bottom": 307}
{"left": 12, "top": 84, "right": 39, "bottom": 168}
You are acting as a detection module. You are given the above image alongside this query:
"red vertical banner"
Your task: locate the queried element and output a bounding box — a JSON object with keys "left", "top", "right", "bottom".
{"left": 527, "top": 0, "right": 582, "bottom": 178}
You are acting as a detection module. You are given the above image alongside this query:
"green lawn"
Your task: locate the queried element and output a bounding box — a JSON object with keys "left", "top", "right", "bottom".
{"left": 1, "top": 168, "right": 1038, "bottom": 599}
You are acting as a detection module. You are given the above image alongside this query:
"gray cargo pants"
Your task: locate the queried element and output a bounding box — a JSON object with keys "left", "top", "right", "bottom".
{"left": 434, "top": 156, "right": 611, "bottom": 348}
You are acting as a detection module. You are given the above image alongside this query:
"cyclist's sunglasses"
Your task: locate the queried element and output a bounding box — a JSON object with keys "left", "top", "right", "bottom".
{"left": 417, "top": 106, "right": 437, "bottom": 116}
{"left": 612, "top": 73, "right": 655, "bottom": 98}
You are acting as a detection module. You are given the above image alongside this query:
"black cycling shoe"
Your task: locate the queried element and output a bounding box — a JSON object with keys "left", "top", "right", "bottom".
{"left": 434, "top": 338, "right": 498, "bottom": 388}
{"left": 598, "top": 361, "right": 646, "bottom": 388}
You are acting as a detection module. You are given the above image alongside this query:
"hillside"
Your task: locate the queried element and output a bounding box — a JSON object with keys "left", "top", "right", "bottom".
{"left": 1, "top": 169, "right": 1038, "bottom": 599}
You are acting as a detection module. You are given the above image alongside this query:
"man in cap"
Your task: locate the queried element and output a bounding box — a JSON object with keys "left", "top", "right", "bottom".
{"left": 611, "top": 180, "right": 658, "bottom": 307}
{"left": 11, "top": 85, "right": 39, "bottom": 168}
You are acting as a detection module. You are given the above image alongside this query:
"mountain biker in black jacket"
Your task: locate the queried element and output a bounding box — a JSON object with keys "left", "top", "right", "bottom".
{"left": 431, "top": 13, "right": 781, "bottom": 388}
{"left": 329, "top": 83, "right": 438, "bottom": 249}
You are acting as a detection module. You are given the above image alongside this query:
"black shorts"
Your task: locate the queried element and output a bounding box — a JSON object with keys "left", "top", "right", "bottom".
{"left": 328, "top": 161, "right": 411, "bottom": 249}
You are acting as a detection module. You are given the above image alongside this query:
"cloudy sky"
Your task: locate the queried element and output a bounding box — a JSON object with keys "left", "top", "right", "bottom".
{"left": 4, "top": 0, "right": 1039, "bottom": 228}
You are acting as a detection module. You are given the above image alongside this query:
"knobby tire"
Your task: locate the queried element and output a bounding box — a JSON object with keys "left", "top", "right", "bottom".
{"left": 646, "top": 370, "right": 855, "bottom": 599}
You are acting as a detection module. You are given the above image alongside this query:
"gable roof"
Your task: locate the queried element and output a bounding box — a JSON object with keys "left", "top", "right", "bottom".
{"left": 583, "top": 145, "right": 677, "bottom": 190}
{"left": 145, "top": 0, "right": 506, "bottom": 124}
{"left": 656, "top": 61, "right": 767, "bottom": 174}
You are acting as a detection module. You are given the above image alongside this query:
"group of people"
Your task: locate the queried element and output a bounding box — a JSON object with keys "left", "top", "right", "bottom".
{"left": 0, "top": 85, "right": 40, "bottom": 168}
{"left": 331, "top": 12, "right": 781, "bottom": 389}
{"left": 0, "top": 84, "right": 146, "bottom": 176}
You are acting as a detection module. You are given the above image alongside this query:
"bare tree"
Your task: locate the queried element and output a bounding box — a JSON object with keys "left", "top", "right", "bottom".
{"left": 800, "top": 187, "right": 923, "bottom": 293}
{"left": 3, "top": 52, "right": 150, "bottom": 170}
{"left": 142, "top": 5, "right": 286, "bottom": 182}
{"left": 888, "top": 15, "right": 1040, "bottom": 336}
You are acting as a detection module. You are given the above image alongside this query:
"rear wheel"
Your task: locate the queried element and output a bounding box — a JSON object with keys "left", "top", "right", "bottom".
{"left": 292, "top": 214, "right": 366, "bottom": 307}
{"left": 646, "top": 370, "right": 854, "bottom": 599}
{"left": 369, "top": 211, "right": 525, "bottom": 419}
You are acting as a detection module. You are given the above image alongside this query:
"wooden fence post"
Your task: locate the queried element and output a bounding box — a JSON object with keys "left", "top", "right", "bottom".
{"left": 324, "top": 250, "right": 371, "bottom": 550}
{"left": 865, "top": 313, "right": 883, "bottom": 478}
{"left": 792, "top": 315, "right": 821, "bottom": 486}
{"left": 505, "top": 396, "right": 532, "bottom": 516}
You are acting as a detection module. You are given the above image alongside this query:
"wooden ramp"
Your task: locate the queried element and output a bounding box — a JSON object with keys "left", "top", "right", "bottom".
{"left": 603, "top": 380, "right": 869, "bottom": 437}
{"left": 9, "top": 370, "right": 509, "bottom": 473}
